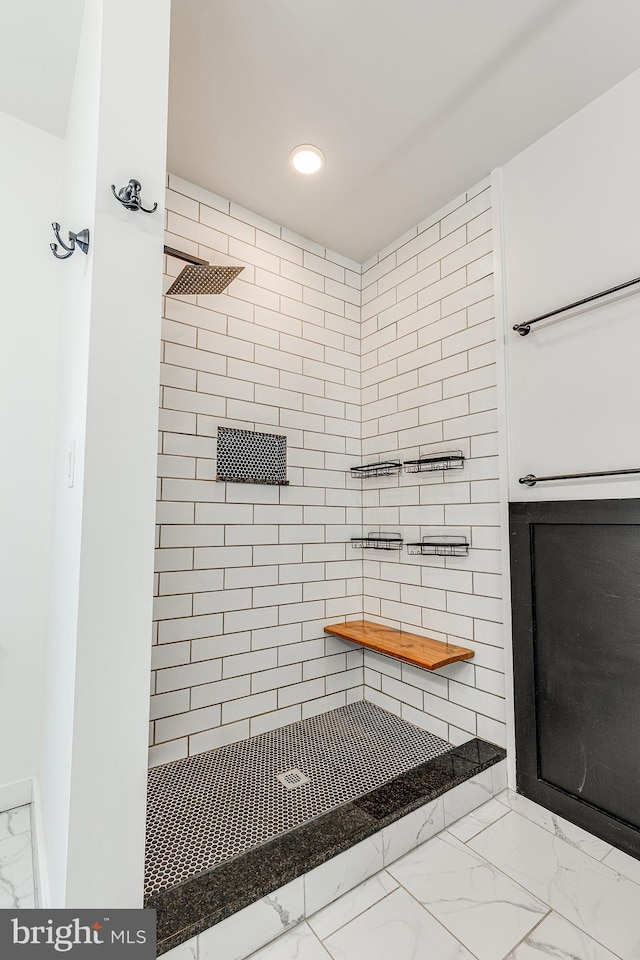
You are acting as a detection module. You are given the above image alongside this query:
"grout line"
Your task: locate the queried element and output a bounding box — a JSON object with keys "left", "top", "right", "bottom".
{"left": 495, "top": 910, "right": 552, "bottom": 960}
{"left": 310, "top": 882, "right": 398, "bottom": 944}
{"left": 305, "top": 922, "right": 333, "bottom": 958}
{"left": 395, "top": 881, "right": 484, "bottom": 960}
{"left": 458, "top": 806, "right": 628, "bottom": 957}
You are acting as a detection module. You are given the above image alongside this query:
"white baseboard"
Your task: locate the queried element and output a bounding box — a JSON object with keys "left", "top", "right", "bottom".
{"left": 31, "top": 778, "right": 51, "bottom": 908}
{"left": 0, "top": 777, "right": 33, "bottom": 811}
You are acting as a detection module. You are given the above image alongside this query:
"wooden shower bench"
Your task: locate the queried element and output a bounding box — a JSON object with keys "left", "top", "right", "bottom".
{"left": 324, "top": 619, "right": 474, "bottom": 671}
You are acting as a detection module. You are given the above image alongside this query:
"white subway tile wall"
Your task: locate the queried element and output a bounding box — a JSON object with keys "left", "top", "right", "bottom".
{"left": 150, "top": 174, "right": 505, "bottom": 765}
{"left": 359, "top": 181, "right": 506, "bottom": 749}
{"left": 150, "top": 175, "right": 365, "bottom": 766}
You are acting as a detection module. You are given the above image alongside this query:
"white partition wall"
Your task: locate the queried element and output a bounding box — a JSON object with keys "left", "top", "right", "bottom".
{"left": 39, "top": 0, "right": 171, "bottom": 907}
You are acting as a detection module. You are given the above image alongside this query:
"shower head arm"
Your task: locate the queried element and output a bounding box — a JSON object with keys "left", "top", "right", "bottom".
{"left": 163, "top": 245, "right": 209, "bottom": 267}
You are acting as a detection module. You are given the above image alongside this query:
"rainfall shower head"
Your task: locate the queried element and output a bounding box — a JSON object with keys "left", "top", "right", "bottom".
{"left": 164, "top": 245, "right": 244, "bottom": 296}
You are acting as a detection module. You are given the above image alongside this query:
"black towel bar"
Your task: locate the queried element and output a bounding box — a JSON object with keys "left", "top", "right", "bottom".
{"left": 519, "top": 468, "right": 640, "bottom": 486}
{"left": 513, "top": 276, "right": 640, "bottom": 336}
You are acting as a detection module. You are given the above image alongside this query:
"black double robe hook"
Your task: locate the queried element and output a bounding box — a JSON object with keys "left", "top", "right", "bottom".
{"left": 50, "top": 223, "right": 90, "bottom": 259}
{"left": 111, "top": 178, "right": 158, "bottom": 213}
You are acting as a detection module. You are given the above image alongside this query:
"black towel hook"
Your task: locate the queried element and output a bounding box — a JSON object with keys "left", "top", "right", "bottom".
{"left": 50, "top": 222, "right": 90, "bottom": 260}
{"left": 111, "top": 178, "right": 158, "bottom": 213}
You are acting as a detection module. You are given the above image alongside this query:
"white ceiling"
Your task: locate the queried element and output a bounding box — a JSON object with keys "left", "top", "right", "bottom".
{"left": 168, "top": 0, "right": 640, "bottom": 262}
{"left": 0, "top": 0, "right": 85, "bottom": 137}
{"left": 5, "top": 1, "right": 640, "bottom": 263}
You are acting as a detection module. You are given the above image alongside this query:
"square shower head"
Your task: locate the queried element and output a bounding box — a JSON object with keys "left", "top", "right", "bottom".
{"left": 166, "top": 263, "right": 244, "bottom": 296}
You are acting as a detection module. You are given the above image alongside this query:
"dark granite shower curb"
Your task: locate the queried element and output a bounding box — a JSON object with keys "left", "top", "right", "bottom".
{"left": 148, "top": 737, "right": 505, "bottom": 955}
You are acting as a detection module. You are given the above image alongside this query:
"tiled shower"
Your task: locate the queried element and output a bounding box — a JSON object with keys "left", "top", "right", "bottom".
{"left": 146, "top": 172, "right": 509, "bottom": 954}
{"left": 150, "top": 174, "right": 505, "bottom": 765}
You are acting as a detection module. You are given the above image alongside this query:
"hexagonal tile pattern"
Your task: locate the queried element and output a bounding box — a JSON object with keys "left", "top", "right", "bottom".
{"left": 145, "top": 702, "right": 449, "bottom": 896}
{"left": 216, "top": 427, "right": 288, "bottom": 485}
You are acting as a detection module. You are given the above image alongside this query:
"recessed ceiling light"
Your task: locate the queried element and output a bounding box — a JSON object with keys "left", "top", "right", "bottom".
{"left": 290, "top": 144, "right": 325, "bottom": 175}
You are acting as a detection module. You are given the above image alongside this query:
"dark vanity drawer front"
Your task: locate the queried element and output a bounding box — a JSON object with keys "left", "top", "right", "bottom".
{"left": 510, "top": 499, "right": 640, "bottom": 857}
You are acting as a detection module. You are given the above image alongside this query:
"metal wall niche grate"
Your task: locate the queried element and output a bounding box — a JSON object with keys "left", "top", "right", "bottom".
{"left": 216, "top": 427, "right": 288, "bottom": 485}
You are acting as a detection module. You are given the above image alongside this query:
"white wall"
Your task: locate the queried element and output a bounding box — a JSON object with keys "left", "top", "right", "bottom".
{"left": 0, "top": 110, "right": 63, "bottom": 796}
{"left": 359, "top": 184, "right": 506, "bottom": 748}
{"left": 150, "top": 175, "right": 364, "bottom": 765}
{"left": 500, "top": 67, "right": 640, "bottom": 503}
{"left": 39, "top": 0, "right": 171, "bottom": 907}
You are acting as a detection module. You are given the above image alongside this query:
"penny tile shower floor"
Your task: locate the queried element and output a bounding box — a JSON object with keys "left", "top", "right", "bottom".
{"left": 145, "top": 702, "right": 451, "bottom": 896}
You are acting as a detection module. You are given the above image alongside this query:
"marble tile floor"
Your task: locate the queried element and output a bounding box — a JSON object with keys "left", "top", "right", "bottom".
{"left": 0, "top": 805, "right": 36, "bottom": 909}
{"left": 237, "top": 789, "right": 640, "bottom": 960}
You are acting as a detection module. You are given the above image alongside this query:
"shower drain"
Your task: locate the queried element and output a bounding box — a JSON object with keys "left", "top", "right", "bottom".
{"left": 276, "top": 768, "right": 310, "bottom": 790}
